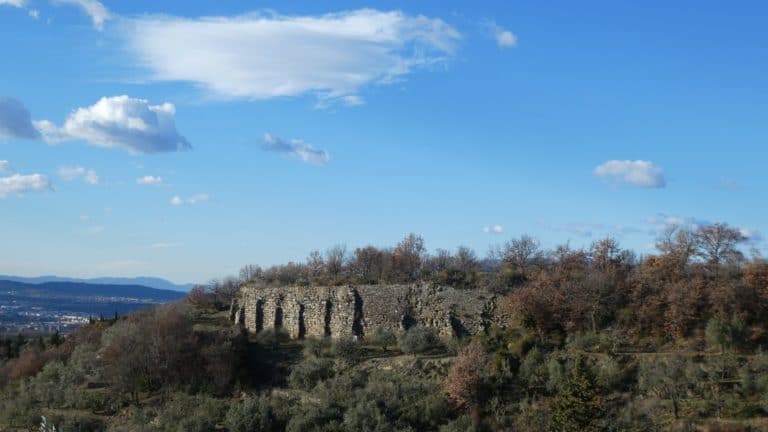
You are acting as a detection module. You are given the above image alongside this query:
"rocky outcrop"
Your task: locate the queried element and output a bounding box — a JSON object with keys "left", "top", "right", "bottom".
{"left": 234, "top": 283, "right": 499, "bottom": 339}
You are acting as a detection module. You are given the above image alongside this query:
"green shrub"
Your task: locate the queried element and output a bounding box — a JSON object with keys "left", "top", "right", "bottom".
{"left": 47, "top": 413, "right": 106, "bottom": 432}
{"left": 302, "top": 337, "right": 332, "bottom": 358}
{"left": 155, "top": 393, "right": 226, "bottom": 432}
{"left": 332, "top": 338, "right": 361, "bottom": 365}
{"left": 398, "top": 325, "right": 439, "bottom": 354}
{"left": 439, "top": 415, "right": 474, "bottom": 431}
{"left": 288, "top": 357, "right": 335, "bottom": 390}
{"left": 519, "top": 347, "right": 548, "bottom": 389}
{"left": 225, "top": 394, "right": 274, "bottom": 432}
{"left": 368, "top": 327, "right": 397, "bottom": 349}
{"left": 592, "top": 356, "right": 624, "bottom": 391}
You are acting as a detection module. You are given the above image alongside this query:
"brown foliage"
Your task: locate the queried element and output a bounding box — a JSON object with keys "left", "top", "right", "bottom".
{"left": 445, "top": 339, "right": 487, "bottom": 409}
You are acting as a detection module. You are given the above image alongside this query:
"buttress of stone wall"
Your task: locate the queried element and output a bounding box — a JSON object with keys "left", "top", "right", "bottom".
{"left": 235, "top": 283, "right": 498, "bottom": 340}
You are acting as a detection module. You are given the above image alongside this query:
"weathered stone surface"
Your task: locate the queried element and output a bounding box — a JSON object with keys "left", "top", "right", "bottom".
{"left": 235, "top": 283, "right": 499, "bottom": 339}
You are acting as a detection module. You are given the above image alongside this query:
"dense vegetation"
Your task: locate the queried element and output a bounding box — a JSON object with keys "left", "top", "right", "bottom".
{"left": 2, "top": 222, "right": 768, "bottom": 431}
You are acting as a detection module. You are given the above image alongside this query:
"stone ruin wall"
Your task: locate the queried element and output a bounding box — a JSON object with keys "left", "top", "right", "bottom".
{"left": 232, "top": 284, "right": 500, "bottom": 340}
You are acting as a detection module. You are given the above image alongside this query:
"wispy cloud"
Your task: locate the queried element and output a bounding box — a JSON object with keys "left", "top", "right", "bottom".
{"left": 0, "top": 97, "right": 41, "bottom": 140}
{"left": 171, "top": 193, "right": 209, "bottom": 206}
{"left": 594, "top": 160, "right": 666, "bottom": 189}
{"left": 120, "top": 9, "right": 461, "bottom": 105}
{"left": 52, "top": 0, "right": 110, "bottom": 30}
{"left": 36, "top": 95, "right": 190, "bottom": 154}
{"left": 0, "top": 0, "right": 25, "bottom": 8}
{"left": 555, "top": 222, "right": 605, "bottom": 238}
{"left": 58, "top": 166, "right": 99, "bottom": 185}
{"left": 0, "top": 160, "right": 12, "bottom": 174}
{"left": 137, "top": 175, "right": 163, "bottom": 186}
{"left": 262, "top": 133, "right": 330, "bottom": 165}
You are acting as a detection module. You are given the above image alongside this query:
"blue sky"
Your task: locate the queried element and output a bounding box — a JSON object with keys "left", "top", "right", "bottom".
{"left": 1, "top": 0, "right": 766, "bottom": 283}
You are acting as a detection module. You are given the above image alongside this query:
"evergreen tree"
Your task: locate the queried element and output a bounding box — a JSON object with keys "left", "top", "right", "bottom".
{"left": 550, "top": 359, "right": 604, "bottom": 432}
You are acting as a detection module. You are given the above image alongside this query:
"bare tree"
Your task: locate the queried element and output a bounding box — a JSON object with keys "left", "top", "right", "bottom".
{"left": 325, "top": 245, "right": 348, "bottom": 284}
{"left": 389, "top": 234, "right": 426, "bottom": 282}
{"left": 656, "top": 225, "right": 698, "bottom": 268}
{"left": 502, "top": 235, "right": 543, "bottom": 276}
{"left": 306, "top": 250, "right": 326, "bottom": 284}
{"left": 455, "top": 246, "right": 480, "bottom": 274}
{"left": 695, "top": 223, "right": 746, "bottom": 270}
{"left": 350, "top": 246, "right": 387, "bottom": 284}
{"left": 238, "top": 264, "right": 263, "bottom": 283}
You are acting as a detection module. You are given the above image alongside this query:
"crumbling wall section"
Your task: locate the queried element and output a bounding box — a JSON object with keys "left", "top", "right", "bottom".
{"left": 235, "top": 283, "right": 498, "bottom": 339}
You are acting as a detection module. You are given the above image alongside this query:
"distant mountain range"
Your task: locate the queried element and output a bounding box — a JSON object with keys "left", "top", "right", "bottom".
{"left": 0, "top": 275, "right": 194, "bottom": 292}
{"left": 0, "top": 280, "right": 187, "bottom": 302}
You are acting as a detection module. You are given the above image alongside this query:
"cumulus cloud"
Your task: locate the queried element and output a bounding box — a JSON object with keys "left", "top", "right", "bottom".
{"left": 58, "top": 166, "right": 99, "bottom": 185}
{"left": 120, "top": 9, "right": 460, "bottom": 105}
{"left": 262, "top": 133, "right": 330, "bottom": 165}
{"left": 483, "top": 225, "right": 504, "bottom": 234}
{"left": 53, "top": 0, "right": 109, "bottom": 30}
{"left": 136, "top": 175, "right": 163, "bottom": 186}
{"left": 171, "top": 193, "right": 209, "bottom": 205}
{"left": 36, "top": 95, "right": 191, "bottom": 154}
{"left": 485, "top": 21, "right": 517, "bottom": 48}
{"left": 0, "top": 97, "right": 41, "bottom": 140}
{"left": 0, "top": 173, "right": 52, "bottom": 199}
{"left": 594, "top": 160, "right": 666, "bottom": 188}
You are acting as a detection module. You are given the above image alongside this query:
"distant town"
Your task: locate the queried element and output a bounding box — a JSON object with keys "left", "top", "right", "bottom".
{"left": 0, "top": 279, "right": 186, "bottom": 335}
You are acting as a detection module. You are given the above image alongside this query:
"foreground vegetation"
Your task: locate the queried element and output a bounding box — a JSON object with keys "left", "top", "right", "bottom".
{"left": 2, "top": 222, "right": 768, "bottom": 431}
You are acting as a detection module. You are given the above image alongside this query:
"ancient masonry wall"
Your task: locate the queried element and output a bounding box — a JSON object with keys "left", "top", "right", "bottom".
{"left": 232, "top": 284, "right": 499, "bottom": 339}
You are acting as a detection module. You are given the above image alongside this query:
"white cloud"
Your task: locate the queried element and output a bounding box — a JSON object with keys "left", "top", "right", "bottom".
{"left": 84, "top": 169, "right": 99, "bottom": 185}
{"left": 0, "top": 173, "right": 52, "bottom": 199}
{"left": 0, "top": 0, "right": 25, "bottom": 7}
{"left": 643, "top": 213, "right": 709, "bottom": 233}
{"left": 0, "top": 160, "right": 12, "bottom": 174}
{"left": 482, "top": 225, "right": 503, "bottom": 234}
{"left": 0, "top": 97, "right": 41, "bottom": 140}
{"left": 137, "top": 175, "right": 163, "bottom": 186}
{"left": 53, "top": 0, "right": 109, "bottom": 30}
{"left": 739, "top": 227, "right": 762, "bottom": 243}
{"left": 28, "top": 9, "right": 38, "bottom": 18}
{"left": 171, "top": 194, "right": 209, "bottom": 205}
{"left": 188, "top": 193, "right": 209, "bottom": 204}
{"left": 485, "top": 22, "right": 517, "bottom": 48}
{"left": 555, "top": 222, "right": 605, "bottom": 237}
{"left": 58, "top": 166, "right": 99, "bottom": 185}
{"left": 594, "top": 160, "right": 666, "bottom": 188}
{"left": 120, "top": 9, "right": 460, "bottom": 104}
{"left": 262, "top": 133, "right": 330, "bottom": 165}
{"left": 58, "top": 166, "right": 85, "bottom": 180}
{"left": 36, "top": 95, "right": 191, "bottom": 154}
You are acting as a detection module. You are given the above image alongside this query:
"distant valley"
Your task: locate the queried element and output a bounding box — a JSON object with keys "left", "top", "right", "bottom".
{"left": 0, "top": 279, "right": 187, "bottom": 335}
